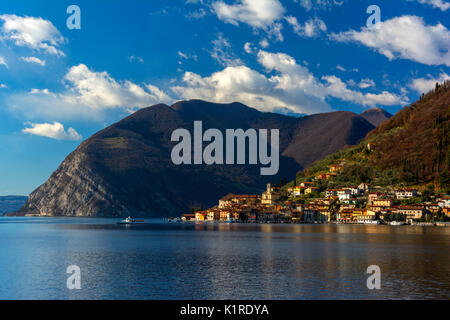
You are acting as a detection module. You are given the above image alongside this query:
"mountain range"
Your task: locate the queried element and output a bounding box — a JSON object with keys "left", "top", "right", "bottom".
{"left": 18, "top": 100, "right": 377, "bottom": 217}
{"left": 0, "top": 196, "right": 27, "bottom": 215}
{"left": 360, "top": 107, "right": 392, "bottom": 126}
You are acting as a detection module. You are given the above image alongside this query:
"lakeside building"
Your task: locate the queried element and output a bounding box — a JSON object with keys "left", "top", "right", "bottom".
{"left": 182, "top": 181, "right": 447, "bottom": 225}
{"left": 329, "top": 164, "right": 344, "bottom": 173}
{"left": 341, "top": 198, "right": 358, "bottom": 205}
{"left": 219, "top": 194, "right": 260, "bottom": 208}
{"left": 425, "top": 203, "right": 441, "bottom": 214}
{"left": 195, "top": 211, "right": 207, "bottom": 222}
{"left": 438, "top": 195, "right": 450, "bottom": 208}
{"left": 300, "top": 182, "right": 315, "bottom": 187}
{"left": 372, "top": 198, "right": 394, "bottom": 207}
{"left": 368, "top": 192, "right": 385, "bottom": 203}
{"left": 206, "top": 209, "right": 221, "bottom": 222}
{"left": 292, "top": 186, "right": 307, "bottom": 196}
{"left": 368, "top": 205, "right": 388, "bottom": 213}
{"left": 181, "top": 213, "right": 195, "bottom": 222}
{"left": 337, "top": 209, "right": 354, "bottom": 223}
{"left": 305, "top": 187, "right": 319, "bottom": 194}
{"left": 395, "top": 189, "right": 418, "bottom": 199}
{"left": 358, "top": 183, "right": 371, "bottom": 194}
{"left": 393, "top": 205, "right": 425, "bottom": 223}
{"left": 219, "top": 210, "right": 231, "bottom": 222}
{"left": 337, "top": 189, "right": 352, "bottom": 200}
{"left": 325, "top": 188, "right": 353, "bottom": 200}
{"left": 444, "top": 208, "right": 450, "bottom": 217}
{"left": 316, "top": 172, "right": 338, "bottom": 180}
{"left": 261, "top": 183, "right": 280, "bottom": 205}
{"left": 357, "top": 209, "right": 377, "bottom": 223}
{"left": 301, "top": 206, "right": 318, "bottom": 223}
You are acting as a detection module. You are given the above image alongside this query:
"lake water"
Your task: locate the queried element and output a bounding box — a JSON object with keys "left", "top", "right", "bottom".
{"left": 0, "top": 217, "right": 449, "bottom": 300}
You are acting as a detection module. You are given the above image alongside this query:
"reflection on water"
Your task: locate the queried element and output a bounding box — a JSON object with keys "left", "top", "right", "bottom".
{"left": 0, "top": 217, "right": 449, "bottom": 300}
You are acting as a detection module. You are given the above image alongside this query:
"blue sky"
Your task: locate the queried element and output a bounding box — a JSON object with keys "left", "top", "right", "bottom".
{"left": 0, "top": 0, "right": 449, "bottom": 195}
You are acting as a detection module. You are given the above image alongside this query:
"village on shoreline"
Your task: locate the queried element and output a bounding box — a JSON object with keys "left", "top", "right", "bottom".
{"left": 179, "top": 163, "right": 450, "bottom": 227}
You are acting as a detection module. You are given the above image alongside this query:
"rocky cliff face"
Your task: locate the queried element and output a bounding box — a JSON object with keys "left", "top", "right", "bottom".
{"left": 20, "top": 100, "right": 375, "bottom": 217}
{"left": 23, "top": 151, "right": 127, "bottom": 216}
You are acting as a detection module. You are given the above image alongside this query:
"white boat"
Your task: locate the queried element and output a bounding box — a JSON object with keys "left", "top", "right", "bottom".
{"left": 117, "top": 216, "right": 147, "bottom": 225}
{"left": 364, "top": 220, "right": 380, "bottom": 225}
{"left": 389, "top": 221, "right": 404, "bottom": 226}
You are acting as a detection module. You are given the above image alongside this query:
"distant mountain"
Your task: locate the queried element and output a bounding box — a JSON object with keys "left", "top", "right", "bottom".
{"left": 19, "top": 100, "right": 374, "bottom": 217}
{"left": 0, "top": 196, "right": 27, "bottom": 215}
{"left": 360, "top": 107, "right": 393, "bottom": 127}
{"left": 292, "top": 81, "right": 450, "bottom": 192}
{"left": 282, "top": 111, "right": 375, "bottom": 168}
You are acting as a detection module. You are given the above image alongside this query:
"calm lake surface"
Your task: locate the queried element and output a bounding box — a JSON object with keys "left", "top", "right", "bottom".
{"left": 0, "top": 217, "right": 449, "bottom": 300}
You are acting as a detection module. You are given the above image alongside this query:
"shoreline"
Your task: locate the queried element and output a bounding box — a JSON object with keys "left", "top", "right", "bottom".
{"left": 173, "top": 219, "right": 450, "bottom": 227}
{"left": 2, "top": 215, "right": 449, "bottom": 227}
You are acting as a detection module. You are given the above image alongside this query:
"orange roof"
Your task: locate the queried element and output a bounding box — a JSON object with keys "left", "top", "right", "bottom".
{"left": 220, "top": 194, "right": 259, "bottom": 201}
{"left": 394, "top": 205, "right": 424, "bottom": 210}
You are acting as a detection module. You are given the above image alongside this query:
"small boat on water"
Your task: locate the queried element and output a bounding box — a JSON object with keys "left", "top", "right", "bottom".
{"left": 117, "top": 216, "right": 147, "bottom": 225}
{"left": 364, "top": 220, "right": 380, "bottom": 225}
{"left": 389, "top": 221, "right": 405, "bottom": 226}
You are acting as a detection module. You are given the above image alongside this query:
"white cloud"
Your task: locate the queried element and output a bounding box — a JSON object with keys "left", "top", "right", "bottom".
{"left": 145, "top": 84, "right": 173, "bottom": 103}
{"left": 22, "top": 122, "right": 82, "bottom": 141}
{"left": 178, "top": 51, "right": 188, "bottom": 59}
{"left": 244, "top": 42, "right": 254, "bottom": 53}
{"left": 295, "top": 0, "right": 344, "bottom": 11}
{"left": 210, "top": 34, "right": 243, "bottom": 66}
{"left": 0, "top": 56, "right": 7, "bottom": 67}
{"left": 172, "top": 50, "right": 406, "bottom": 114}
{"left": 332, "top": 15, "right": 450, "bottom": 66}
{"left": 322, "top": 75, "right": 407, "bottom": 106}
{"left": 346, "top": 79, "right": 357, "bottom": 87}
{"left": 128, "top": 56, "right": 144, "bottom": 64}
{"left": 258, "top": 50, "right": 406, "bottom": 107}
{"left": 256, "top": 50, "right": 324, "bottom": 97}
{"left": 407, "top": 0, "right": 450, "bottom": 11}
{"left": 336, "top": 65, "right": 359, "bottom": 72}
{"left": 63, "top": 64, "right": 173, "bottom": 110}
{"left": 7, "top": 64, "right": 174, "bottom": 120}
{"left": 172, "top": 64, "right": 328, "bottom": 114}
{"left": 285, "top": 16, "right": 327, "bottom": 38}
{"left": 186, "top": 8, "right": 207, "bottom": 19}
{"left": 0, "top": 83, "right": 7, "bottom": 88}
{"left": 20, "top": 56, "right": 46, "bottom": 66}
{"left": 178, "top": 51, "right": 198, "bottom": 61}
{"left": 212, "top": 0, "right": 285, "bottom": 41}
{"left": 259, "top": 38, "right": 269, "bottom": 48}
{"left": 359, "top": 78, "right": 375, "bottom": 89}
{"left": 174, "top": 51, "right": 315, "bottom": 113}
{"left": 297, "top": 0, "right": 314, "bottom": 10}
{"left": 267, "top": 22, "right": 284, "bottom": 42}
{"left": 29, "top": 88, "right": 51, "bottom": 95}
{"left": 409, "top": 72, "right": 450, "bottom": 93}
{"left": 0, "top": 14, "right": 65, "bottom": 56}
{"left": 212, "top": 0, "right": 285, "bottom": 28}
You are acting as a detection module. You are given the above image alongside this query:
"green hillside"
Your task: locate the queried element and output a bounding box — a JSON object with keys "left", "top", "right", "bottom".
{"left": 289, "top": 81, "right": 450, "bottom": 193}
